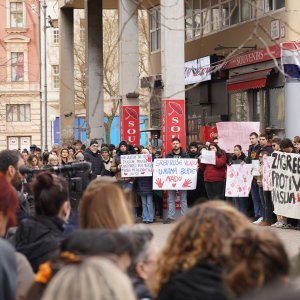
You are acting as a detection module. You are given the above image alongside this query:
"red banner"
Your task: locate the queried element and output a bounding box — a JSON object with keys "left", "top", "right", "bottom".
{"left": 199, "top": 126, "right": 218, "bottom": 143}
{"left": 162, "top": 100, "right": 186, "bottom": 156}
{"left": 120, "top": 105, "right": 140, "bottom": 145}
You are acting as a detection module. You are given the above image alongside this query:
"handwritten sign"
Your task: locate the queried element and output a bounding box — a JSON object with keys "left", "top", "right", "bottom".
{"left": 217, "top": 122, "right": 260, "bottom": 153}
{"left": 200, "top": 150, "right": 216, "bottom": 165}
{"left": 262, "top": 156, "right": 273, "bottom": 191}
{"left": 225, "top": 164, "right": 253, "bottom": 197}
{"left": 271, "top": 151, "right": 300, "bottom": 219}
{"left": 153, "top": 158, "right": 198, "bottom": 190}
{"left": 121, "top": 154, "right": 152, "bottom": 177}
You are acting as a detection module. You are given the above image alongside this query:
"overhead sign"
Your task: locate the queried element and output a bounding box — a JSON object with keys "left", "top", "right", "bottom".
{"left": 184, "top": 56, "right": 211, "bottom": 85}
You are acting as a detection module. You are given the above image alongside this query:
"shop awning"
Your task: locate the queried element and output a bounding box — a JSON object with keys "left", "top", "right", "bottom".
{"left": 227, "top": 69, "right": 273, "bottom": 92}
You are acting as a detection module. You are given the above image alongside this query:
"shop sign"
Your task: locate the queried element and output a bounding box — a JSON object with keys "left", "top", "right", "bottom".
{"left": 224, "top": 45, "right": 281, "bottom": 69}
{"left": 162, "top": 100, "right": 186, "bottom": 156}
{"left": 271, "top": 20, "right": 280, "bottom": 40}
{"left": 120, "top": 106, "right": 140, "bottom": 145}
{"left": 184, "top": 56, "right": 211, "bottom": 85}
{"left": 199, "top": 126, "right": 218, "bottom": 143}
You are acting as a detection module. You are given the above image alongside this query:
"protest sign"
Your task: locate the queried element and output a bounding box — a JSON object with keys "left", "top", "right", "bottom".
{"left": 251, "top": 160, "right": 260, "bottom": 176}
{"left": 225, "top": 164, "right": 253, "bottom": 197}
{"left": 262, "top": 156, "right": 274, "bottom": 191}
{"left": 216, "top": 122, "right": 260, "bottom": 153}
{"left": 153, "top": 158, "right": 198, "bottom": 190}
{"left": 200, "top": 150, "right": 216, "bottom": 165}
{"left": 271, "top": 151, "right": 300, "bottom": 219}
{"left": 121, "top": 154, "right": 152, "bottom": 177}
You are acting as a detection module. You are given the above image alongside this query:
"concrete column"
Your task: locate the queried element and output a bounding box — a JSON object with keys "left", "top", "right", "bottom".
{"left": 118, "top": 0, "right": 140, "bottom": 144}
{"left": 161, "top": 0, "right": 186, "bottom": 153}
{"left": 285, "top": 80, "right": 300, "bottom": 138}
{"left": 59, "top": 8, "right": 75, "bottom": 146}
{"left": 85, "top": 0, "right": 104, "bottom": 143}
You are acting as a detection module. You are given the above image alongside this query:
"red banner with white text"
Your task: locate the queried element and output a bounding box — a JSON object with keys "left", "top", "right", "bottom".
{"left": 162, "top": 100, "right": 186, "bottom": 157}
{"left": 120, "top": 106, "right": 140, "bottom": 145}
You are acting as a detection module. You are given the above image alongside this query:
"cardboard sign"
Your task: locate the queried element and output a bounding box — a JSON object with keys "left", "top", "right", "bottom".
{"left": 121, "top": 154, "right": 152, "bottom": 177}
{"left": 262, "top": 156, "right": 274, "bottom": 191}
{"left": 153, "top": 158, "right": 198, "bottom": 190}
{"left": 162, "top": 100, "right": 186, "bottom": 157}
{"left": 120, "top": 105, "right": 140, "bottom": 145}
{"left": 225, "top": 164, "right": 253, "bottom": 197}
{"left": 200, "top": 150, "right": 216, "bottom": 165}
{"left": 217, "top": 122, "right": 260, "bottom": 153}
{"left": 271, "top": 151, "right": 300, "bottom": 219}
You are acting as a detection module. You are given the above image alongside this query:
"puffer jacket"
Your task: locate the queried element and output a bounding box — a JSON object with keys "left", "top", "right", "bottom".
{"left": 84, "top": 148, "right": 104, "bottom": 179}
{"left": 199, "top": 154, "right": 227, "bottom": 182}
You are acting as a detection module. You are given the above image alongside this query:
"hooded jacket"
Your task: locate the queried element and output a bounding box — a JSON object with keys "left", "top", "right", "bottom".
{"left": 156, "top": 261, "right": 227, "bottom": 300}
{"left": 84, "top": 148, "right": 105, "bottom": 179}
{"left": 166, "top": 148, "right": 189, "bottom": 158}
{"left": 14, "top": 216, "right": 65, "bottom": 272}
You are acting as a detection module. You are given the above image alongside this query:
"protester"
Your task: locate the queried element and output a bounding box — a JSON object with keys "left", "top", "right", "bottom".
{"left": 259, "top": 133, "right": 273, "bottom": 155}
{"left": 27, "top": 154, "right": 40, "bottom": 169}
{"left": 59, "top": 148, "right": 69, "bottom": 165}
{"left": 14, "top": 172, "right": 70, "bottom": 272}
{"left": 246, "top": 132, "right": 262, "bottom": 223}
{"left": 294, "top": 136, "right": 300, "bottom": 154}
{"left": 187, "top": 141, "right": 207, "bottom": 207}
{"left": 83, "top": 140, "right": 104, "bottom": 180}
{"left": 151, "top": 201, "right": 251, "bottom": 300}
{"left": 80, "top": 179, "right": 133, "bottom": 229}
{"left": 121, "top": 225, "right": 158, "bottom": 300}
{"left": 21, "top": 149, "right": 29, "bottom": 163}
{"left": 134, "top": 145, "right": 141, "bottom": 154}
{"left": 100, "top": 146, "right": 114, "bottom": 177}
{"left": 47, "top": 154, "right": 59, "bottom": 167}
{"left": 0, "top": 174, "right": 34, "bottom": 300}
{"left": 199, "top": 142, "right": 227, "bottom": 200}
{"left": 67, "top": 147, "right": 75, "bottom": 162}
{"left": 271, "top": 137, "right": 282, "bottom": 152}
{"left": 225, "top": 227, "right": 289, "bottom": 297}
{"left": 164, "top": 138, "right": 189, "bottom": 224}
{"left": 41, "top": 257, "right": 136, "bottom": 300}
{"left": 136, "top": 149, "right": 154, "bottom": 224}
{"left": 74, "top": 150, "right": 85, "bottom": 162}
{"left": 280, "top": 138, "right": 295, "bottom": 153}
{"left": 111, "top": 141, "right": 134, "bottom": 190}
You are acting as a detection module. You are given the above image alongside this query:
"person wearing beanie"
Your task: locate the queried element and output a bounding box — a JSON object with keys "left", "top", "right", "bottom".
{"left": 111, "top": 141, "right": 134, "bottom": 189}
{"left": 84, "top": 140, "right": 104, "bottom": 180}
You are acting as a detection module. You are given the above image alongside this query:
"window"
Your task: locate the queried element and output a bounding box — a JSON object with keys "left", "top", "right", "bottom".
{"left": 10, "top": 1, "right": 24, "bottom": 28}
{"left": 52, "top": 28, "right": 59, "bottom": 44}
{"left": 149, "top": 7, "right": 161, "bottom": 52}
{"left": 184, "top": 0, "right": 285, "bottom": 40}
{"left": 7, "top": 136, "right": 31, "bottom": 150}
{"left": 11, "top": 52, "right": 24, "bottom": 81}
{"left": 6, "top": 104, "right": 30, "bottom": 122}
{"left": 52, "top": 65, "right": 59, "bottom": 89}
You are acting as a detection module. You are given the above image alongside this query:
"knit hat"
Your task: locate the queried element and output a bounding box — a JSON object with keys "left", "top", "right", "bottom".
{"left": 119, "top": 141, "right": 127, "bottom": 148}
{"left": 90, "top": 139, "right": 98, "bottom": 146}
{"left": 101, "top": 146, "right": 110, "bottom": 153}
{"left": 189, "top": 142, "right": 198, "bottom": 149}
{"left": 109, "top": 144, "right": 115, "bottom": 151}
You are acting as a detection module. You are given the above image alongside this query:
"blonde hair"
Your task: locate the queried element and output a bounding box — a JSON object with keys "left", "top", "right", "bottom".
{"left": 80, "top": 180, "right": 133, "bottom": 229}
{"left": 48, "top": 154, "right": 58, "bottom": 162}
{"left": 41, "top": 257, "right": 136, "bottom": 300}
{"left": 151, "top": 201, "right": 251, "bottom": 296}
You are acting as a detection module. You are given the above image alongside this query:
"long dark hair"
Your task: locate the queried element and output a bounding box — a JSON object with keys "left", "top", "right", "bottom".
{"left": 209, "top": 142, "right": 225, "bottom": 157}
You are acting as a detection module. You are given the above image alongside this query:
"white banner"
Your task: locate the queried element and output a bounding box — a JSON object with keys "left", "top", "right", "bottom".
{"left": 271, "top": 151, "right": 300, "bottom": 219}
{"left": 225, "top": 164, "right": 253, "bottom": 197}
{"left": 184, "top": 56, "right": 211, "bottom": 85}
{"left": 121, "top": 154, "right": 152, "bottom": 177}
{"left": 262, "top": 156, "right": 274, "bottom": 191}
{"left": 153, "top": 158, "right": 198, "bottom": 190}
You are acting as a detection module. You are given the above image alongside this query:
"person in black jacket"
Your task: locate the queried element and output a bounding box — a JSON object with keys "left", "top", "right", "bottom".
{"left": 83, "top": 140, "right": 105, "bottom": 180}
{"left": 14, "top": 172, "right": 70, "bottom": 272}
{"left": 164, "top": 138, "right": 189, "bottom": 224}
{"left": 151, "top": 201, "right": 251, "bottom": 300}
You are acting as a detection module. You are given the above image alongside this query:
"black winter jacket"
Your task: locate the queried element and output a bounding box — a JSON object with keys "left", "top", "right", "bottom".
{"left": 84, "top": 148, "right": 105, "bottom": 179}
{"left": 166, "top": 148, "right": 189, "bottom": 158}
{"left": 14, "top": 216, "right": 65, "bottom": 272}
{"left": 156, "top": 261, "right": 227, "bottom": 300}
{"left": 246, "top": 144, "right": 261, "bottom": 163}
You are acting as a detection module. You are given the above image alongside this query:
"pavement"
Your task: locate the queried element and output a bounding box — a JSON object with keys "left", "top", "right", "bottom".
{"left": 149, "top": 222, "right": 300, "bottom": 258}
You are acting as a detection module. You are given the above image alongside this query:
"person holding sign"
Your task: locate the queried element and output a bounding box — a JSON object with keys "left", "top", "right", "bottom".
{"left": 199, "top": 143, "right": 227, "bottom": 200}
{"left": 164, "top": 138, "right": 189, "bottom": 224}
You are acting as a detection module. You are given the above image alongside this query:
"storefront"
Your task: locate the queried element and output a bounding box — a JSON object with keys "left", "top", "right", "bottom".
{"left": 224, "top": 45, "right": 285, "bottom": 138}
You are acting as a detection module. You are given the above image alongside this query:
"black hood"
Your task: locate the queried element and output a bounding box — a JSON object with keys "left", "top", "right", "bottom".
{"left": 85, "top": 148, "right": 100, "bottom": 157}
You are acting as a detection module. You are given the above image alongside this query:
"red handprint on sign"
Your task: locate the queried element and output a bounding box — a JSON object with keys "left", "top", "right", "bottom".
{"left": 155, "top": 178, "right": 164, "bottom": 189}
{"left": 182, "top": 179, "right": 192, "bottom": 188}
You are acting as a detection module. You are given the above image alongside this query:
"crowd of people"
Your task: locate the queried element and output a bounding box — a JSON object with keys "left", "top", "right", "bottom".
{"left": 0, "top": 133, "right": 300, "bottom": 299}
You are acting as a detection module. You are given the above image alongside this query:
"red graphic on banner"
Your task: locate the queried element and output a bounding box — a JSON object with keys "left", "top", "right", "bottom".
{"left": 162, "top": 100, "right": 186, "bottom": 157}
{"left": 199, "top": 126, "right": 218, "bottom": 143}
{"left": 120, "top": 106, "right": 140, "bottom": 145}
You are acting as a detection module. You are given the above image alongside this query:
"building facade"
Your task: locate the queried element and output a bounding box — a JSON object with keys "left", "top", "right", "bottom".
{"left": 0, "top": 0, "right": 41, "bottom": 150}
